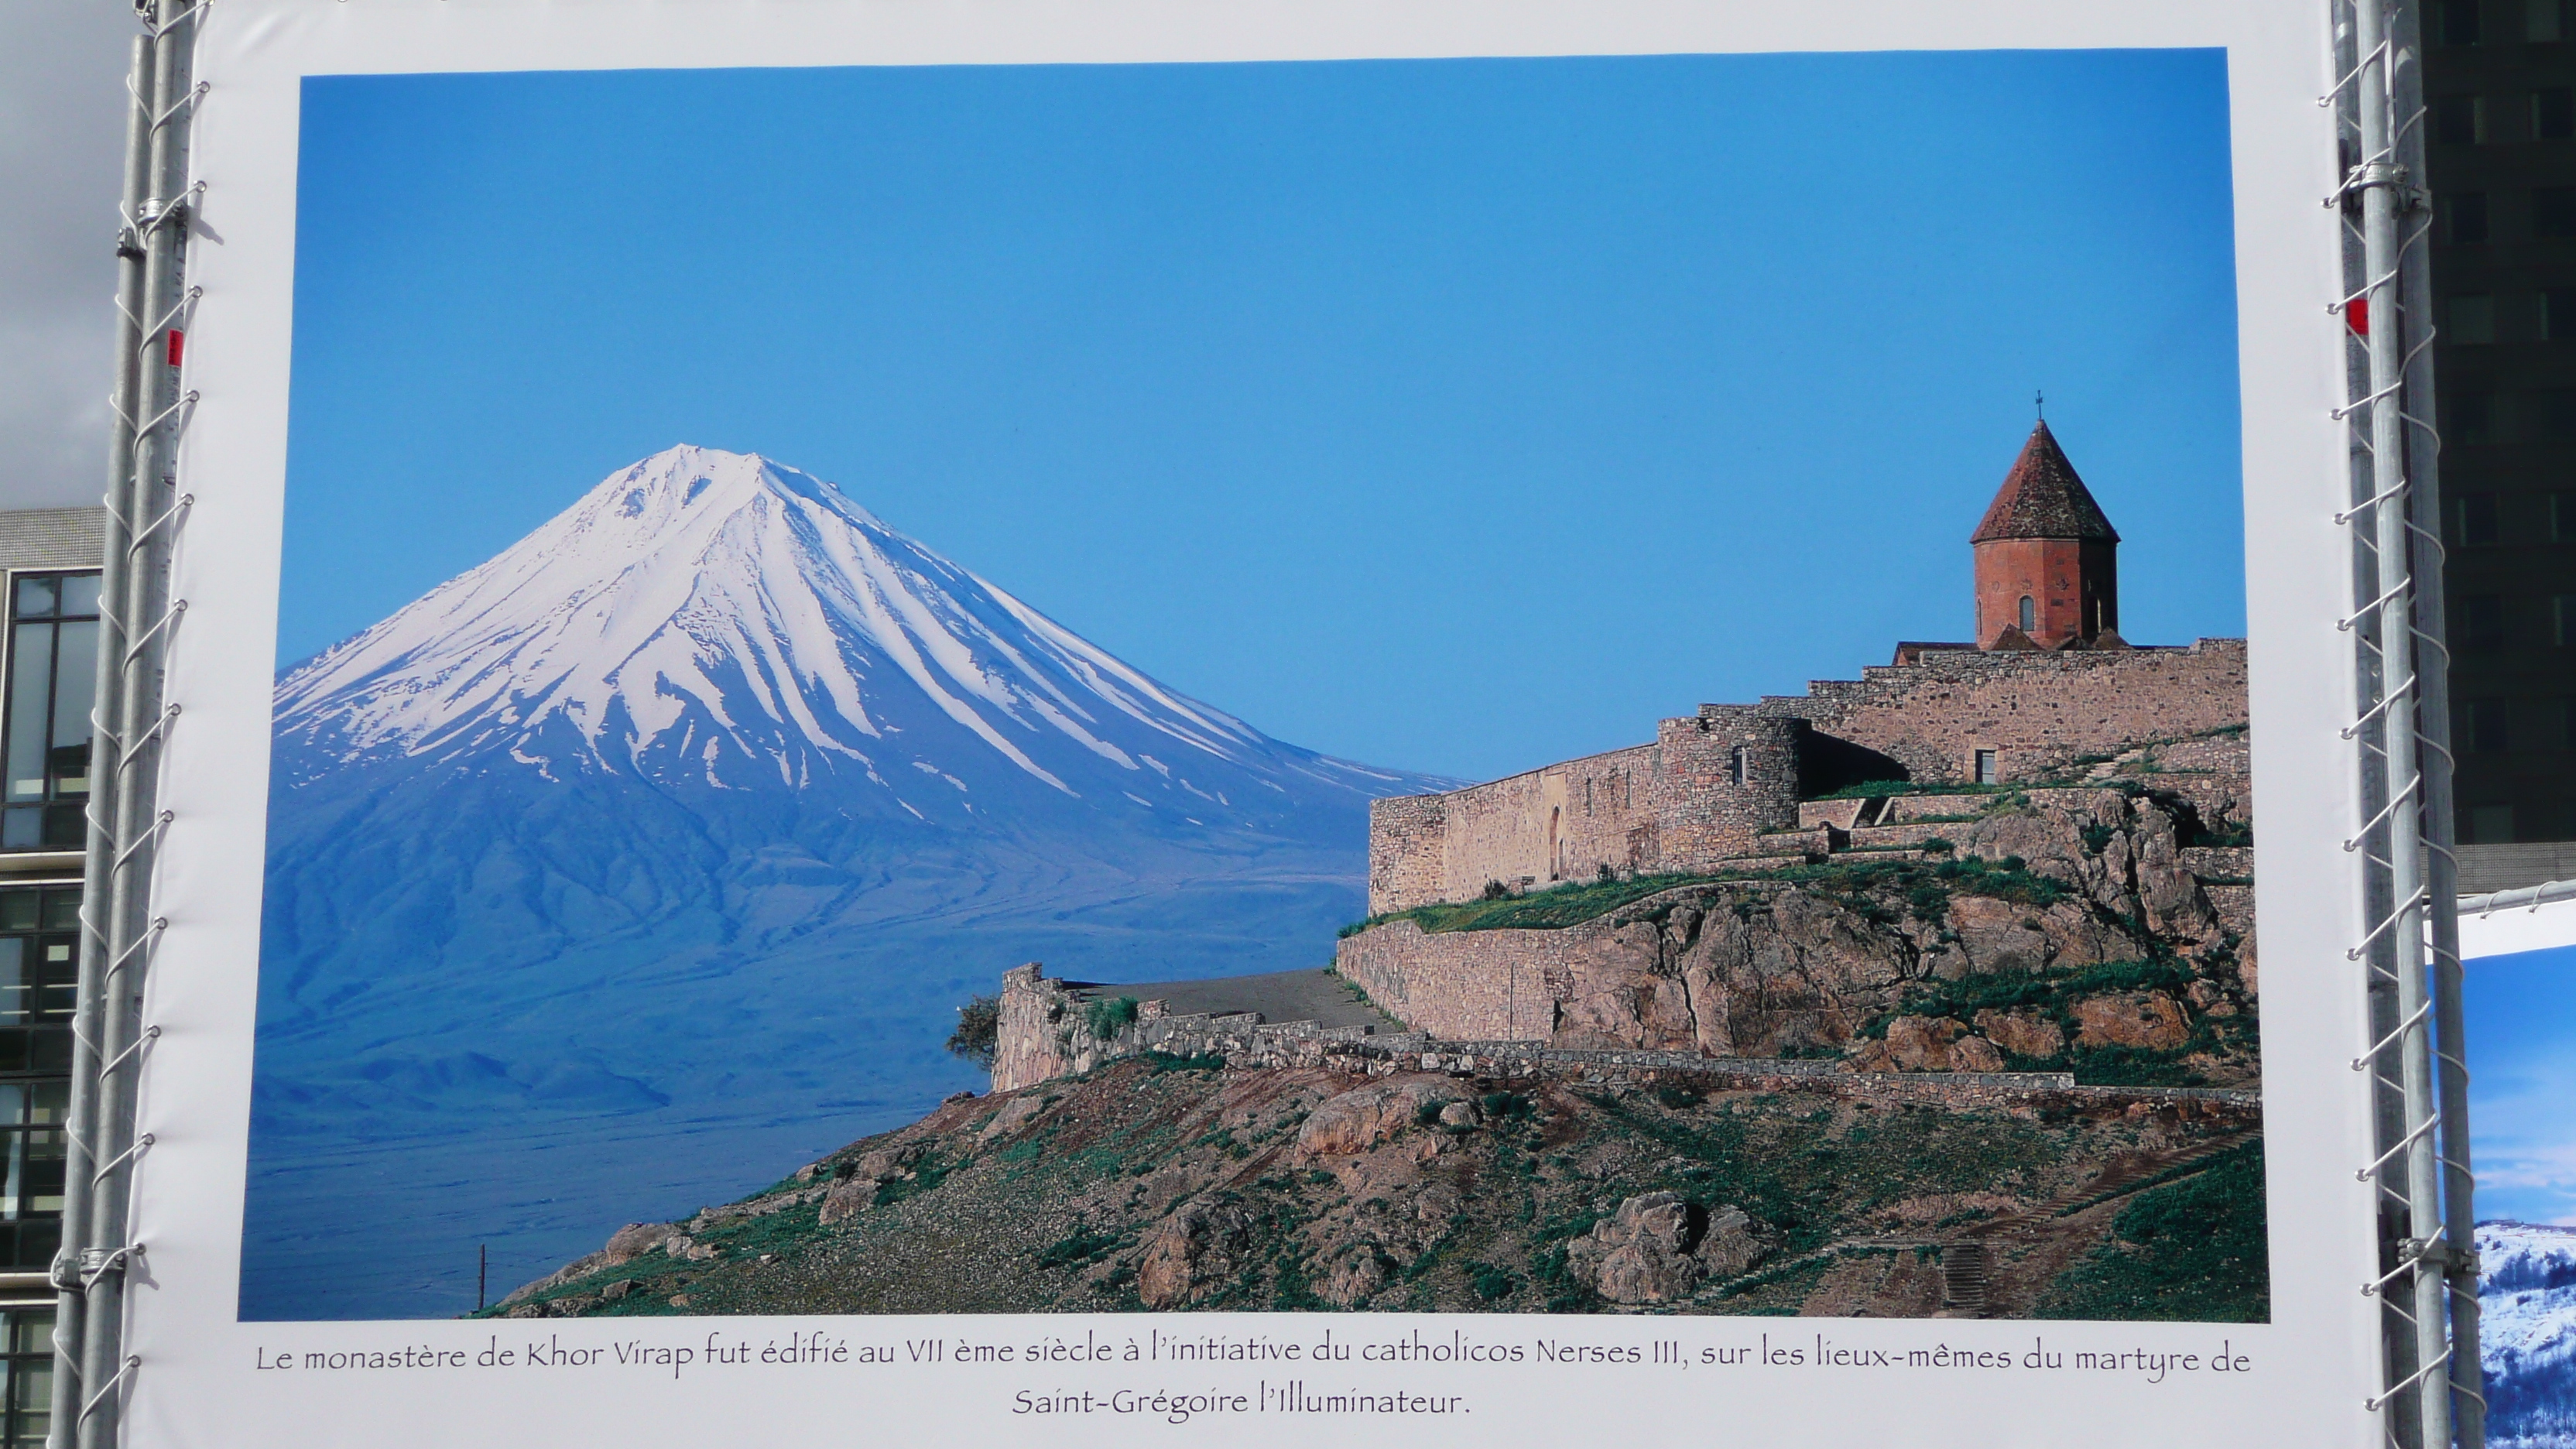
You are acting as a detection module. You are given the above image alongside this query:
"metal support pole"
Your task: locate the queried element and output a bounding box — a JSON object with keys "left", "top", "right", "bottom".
{"left": 2334, "top": 0, "right": 2480, "bottom": 1440}
{"left": 49, "top": 30, "right": 155, "bottom": 1449}
{"left": 77, "top": 2, "right": 198, "bottom": 1443}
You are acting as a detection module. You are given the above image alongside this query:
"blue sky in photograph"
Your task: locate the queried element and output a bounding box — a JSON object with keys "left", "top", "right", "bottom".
{"left": 282, "top": 50, "right": 2241, "bottom": 783}
{"left": 2466, "top": 943, "right": 2576, "bottom": 1226}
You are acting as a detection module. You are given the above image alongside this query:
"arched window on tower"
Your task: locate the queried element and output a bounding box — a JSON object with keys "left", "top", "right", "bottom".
{"left": 1728, "top": 746, "right": 1748, "bottom": 785}
{"left": 2017, "top": 595, "right": 2036, "bottom": 632}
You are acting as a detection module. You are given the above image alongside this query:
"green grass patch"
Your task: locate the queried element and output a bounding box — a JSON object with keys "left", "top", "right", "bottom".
{"left": 1085, "top": 995, "right": 1139, "bottom": 1040}
{"left": 1342, "top": 873, "right": 1711, "bottom": 936}
{"left": 1340, "top": 851, "right": 2078, "bottom": 940}
{"left": 1036, "top": 1227, "right": 1128, "bottom": 1269}
{"left": 1143, "top": 1050, "right": 1228, "bottom": 1073}
{"left": 2034, "top": 1139, "right": 2269, "bottom": 1323}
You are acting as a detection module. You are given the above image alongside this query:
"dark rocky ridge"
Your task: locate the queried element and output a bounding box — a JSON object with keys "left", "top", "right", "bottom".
{"left": 486, "top": 1060, "right": 2263, "bottom": 1321}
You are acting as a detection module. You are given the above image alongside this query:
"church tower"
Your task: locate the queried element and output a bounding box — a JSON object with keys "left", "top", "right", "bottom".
{"left": 1971, "top": 420, "right": 2122, "bottom": 649}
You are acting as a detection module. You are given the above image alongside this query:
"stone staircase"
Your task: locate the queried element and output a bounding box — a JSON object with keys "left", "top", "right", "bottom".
{"left": 1938, "top": 1239, "right": 1990, "bottom": 1316}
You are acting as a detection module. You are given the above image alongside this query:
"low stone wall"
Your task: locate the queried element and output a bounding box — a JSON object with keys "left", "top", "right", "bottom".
{"left": 989, "top": 964, "right": 2259, "bottom": 1124}
{"left": 1331, "top": 919, "right": 1576, "bottom": 1041}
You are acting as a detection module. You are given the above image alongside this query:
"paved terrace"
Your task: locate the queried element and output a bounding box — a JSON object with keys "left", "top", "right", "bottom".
{"left": 1064, "top": 968, "right": 1401, "bottom": 1033}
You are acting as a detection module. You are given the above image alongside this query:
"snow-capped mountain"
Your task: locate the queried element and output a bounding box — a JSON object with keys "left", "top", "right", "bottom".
{"left": 247, "top": 445, "right": 1451, "bottom": 1321}
{"left": 2481, "top": 1221, "right": 2576, "bottom": 1447}
{"left": 273, "top": 444, "right": 1406, "bottom": 817}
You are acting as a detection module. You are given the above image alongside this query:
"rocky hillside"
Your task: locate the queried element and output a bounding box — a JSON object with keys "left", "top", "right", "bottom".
{"left": 1339, "top": 735, "right": 2257, "bottom": 1089}
{"left": 490, "top": 735, "right": 2266, "bottom": 1321}
{"left": 487, "top": 1057, "right": 2263, "bottom": 1321}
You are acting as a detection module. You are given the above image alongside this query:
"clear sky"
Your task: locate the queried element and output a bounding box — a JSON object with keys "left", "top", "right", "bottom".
{"left": 2466, "top": 943, "right": 2576, "bottom": 1226}
{"left": 282, "top": 49, "right": 2242, "bottom": 783}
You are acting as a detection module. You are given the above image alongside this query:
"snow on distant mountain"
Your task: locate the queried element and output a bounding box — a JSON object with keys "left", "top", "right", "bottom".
{"left": 2481, "top": 1221, "right": 2576, "bottom": 1447}
{"left": 274, "top": 444, "right": 1408, "bottom": 815}
{"left": 247, "top": 444, "right": 1454, "bottom": 1320}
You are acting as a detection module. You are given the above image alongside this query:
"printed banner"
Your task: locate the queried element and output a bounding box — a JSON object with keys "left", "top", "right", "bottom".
{"left": 137, "top": 2, "right": 2379, "bottom": 1444}
{"left": 2464, "top": 896, "right": 2576, "bottom": 1447}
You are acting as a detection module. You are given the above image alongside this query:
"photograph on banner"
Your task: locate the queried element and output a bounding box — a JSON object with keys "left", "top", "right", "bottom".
{"left": 2463, "top": 901, "right": 2576, "bottom": 1448}
{"left": 249, "top": 49, "right": 2265, "bottom": 1325}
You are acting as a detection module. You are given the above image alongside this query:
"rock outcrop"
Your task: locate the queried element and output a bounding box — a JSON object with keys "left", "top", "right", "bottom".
{"left": 1137, "top": 1198, "right": 1255, "bottom": 1309}
{"left": 1296, "top": 1078, "right": 1466, "bottom": 1157}
{"left": 1338, "top": 775, "right": 2257, "bottom": 1088}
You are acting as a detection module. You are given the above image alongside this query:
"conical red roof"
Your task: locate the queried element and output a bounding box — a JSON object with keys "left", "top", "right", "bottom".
{"left": 1970, "top": 420, "right": 2119, "bottom": 543}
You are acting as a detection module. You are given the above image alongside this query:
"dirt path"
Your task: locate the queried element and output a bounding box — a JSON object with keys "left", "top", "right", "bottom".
{"left": 1941, "top": 1129, "right": 2257, "bottom": 1317}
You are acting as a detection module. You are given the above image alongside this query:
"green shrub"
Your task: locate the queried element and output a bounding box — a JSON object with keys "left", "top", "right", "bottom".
{"left": 1085, "top": 995, "right": 1139, "bottom": 1040}
{"left": 1144, "top": 1050, "right": 1225, "bottom": 1073}
{"left": 946, "top": 994, "right": 1000, "bottom": 1069}
{"left": 1036, "top": 1228, "right": 1125, "bottom": 1269}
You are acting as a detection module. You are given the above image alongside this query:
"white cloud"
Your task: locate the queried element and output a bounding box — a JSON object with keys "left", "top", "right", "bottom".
{"left": 0, "top": 4, "right": 149, "bottom": 510}
{"left": 2475, "top": 1052, "right": 2576, "bottom": 1225}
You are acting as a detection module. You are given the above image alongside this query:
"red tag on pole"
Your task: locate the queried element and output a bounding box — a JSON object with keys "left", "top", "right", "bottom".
{"left": 2345, "top": 299, "right": 2368, "bottom": 336}
{"left": 166, "top": 329, "right": 185, "bottom": 365}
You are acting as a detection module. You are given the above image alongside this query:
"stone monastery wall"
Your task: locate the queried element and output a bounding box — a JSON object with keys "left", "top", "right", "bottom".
{"left": 989, "top": 963, "right": 2257, "bottom": 1118}
{"left": 1767, "top": 638, "right": 2248, "bottom": 788}
{"left": 1367, "top": 639, "right": 2247, "bottom": 912}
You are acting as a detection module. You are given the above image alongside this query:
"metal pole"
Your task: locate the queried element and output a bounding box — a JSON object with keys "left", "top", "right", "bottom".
{"left": 2386, "top": 0, "right": 2486, "bottom": 1425}
{"left": 49, "top": 29, "right": 155, "bottom": 1449}
{"left": 2341, "top": 0, "right": 2474, "bottom": 1440}
{"left": 80, "top": 0, "right": 197, "bottom": 1440}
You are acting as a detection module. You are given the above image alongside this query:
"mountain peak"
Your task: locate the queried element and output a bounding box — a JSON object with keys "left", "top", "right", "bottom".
{"left": 272, "top": 447, "right": 1406, "bottom": 827}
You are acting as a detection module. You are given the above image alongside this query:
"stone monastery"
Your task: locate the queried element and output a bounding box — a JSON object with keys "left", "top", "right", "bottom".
{"left": 1365, "top": 420, "right": 2248, "bottom": 914}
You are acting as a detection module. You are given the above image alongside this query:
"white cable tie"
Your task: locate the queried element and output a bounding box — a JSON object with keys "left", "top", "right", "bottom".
{"left": 2332, "top": 375, "right": 2405, "bottom": 420}
{"left": 2362, "top": 1346, "right": 2453, "bottom": 1413}
{"left": 101, "top": 1025, "right": 160, "bottom": 1078}
{"left": 2355, "top": 1109, "right": 2441, "bottom": 1183}
{"left": 147, "top": 0, "right": 212, "bottom": 39}
{"left": 2350, "top": 997, "right": 2433, "bottom": 1071}
{"left": 79, "top": 1355, "right": 140, "bottom": 1426}
{"left": 90, "top": 1132, "right": 155, "bottom": 1189}
{"left": 2343, "top": 780, "right": 2424, "bottom": 855}
{"left": 120, "top": 598, "right": 187, "bottom": 670}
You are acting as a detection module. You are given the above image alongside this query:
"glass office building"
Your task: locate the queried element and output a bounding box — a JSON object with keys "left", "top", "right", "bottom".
{"left": 0, "top": 507, "right": 107, "bottom": 1449}
{"left": 2426, "top": 0, "right": 2576, "bottom": 889}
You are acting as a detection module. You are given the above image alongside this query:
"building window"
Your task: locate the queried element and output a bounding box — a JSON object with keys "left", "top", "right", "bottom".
{"left": 1974, "top": 749, "right": 1999, "bottom": 785}
{"left": 2537, "top": 0, "right": 2568, "bottom": 41}
{"left": 2543, "top": 389, "right": 2576, "bottom": 440}
{"left": 2554, "top": 593, "right": 2576, "bottom": 644}
{"left": 2469, "top": 803, "right": 2517, "bottom": 843}
{"left": 2444, "top": 0, "right": 2485, "bottom": 43}
{"left": 2465, "top": 697, "right": 2512, "bottom": 752}
{"left": 2437, "top": 94, "right": 2489, "bottom": 144}
{"left": 0, "top": 1311, "right": 51, "bottom": 1449}
{"left": 2451, "top": 293, "right": 2496, "bottom": 343}
{"left": 1728, "top": 746, "right": 1747, "bottom": 786}
{"left": 2555, "top": 492, "right": 2576, "bottom": 540}
{"left": 2454, "top": 391, "right": 2500, "bottom": 444}
{"left": 2550, "top": 287, "right": 2576, "bottom": 337}
{"left": 2016, "top": 595, "right": 2036, "bottom": 632}
{"left": 2541, "top": 189, "right": 2576, "bottom": 239}
{"left": 2, "top": 575, "right": 100, "bottom": 852}
{"left": 0, "top": 890, "right": 76, "bottom": 1089}
{"left": 2539, "top": 89, "right": 2576, "bottom": 139}
{"left": 2451, "top": 190, "right": 2491, "bottom": 242}
{"left": 2460, "top": 593, "right": 2509, "bottom": 650}
{"left": 2454, "top": 492, "right": 2502, "bottom": 545}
